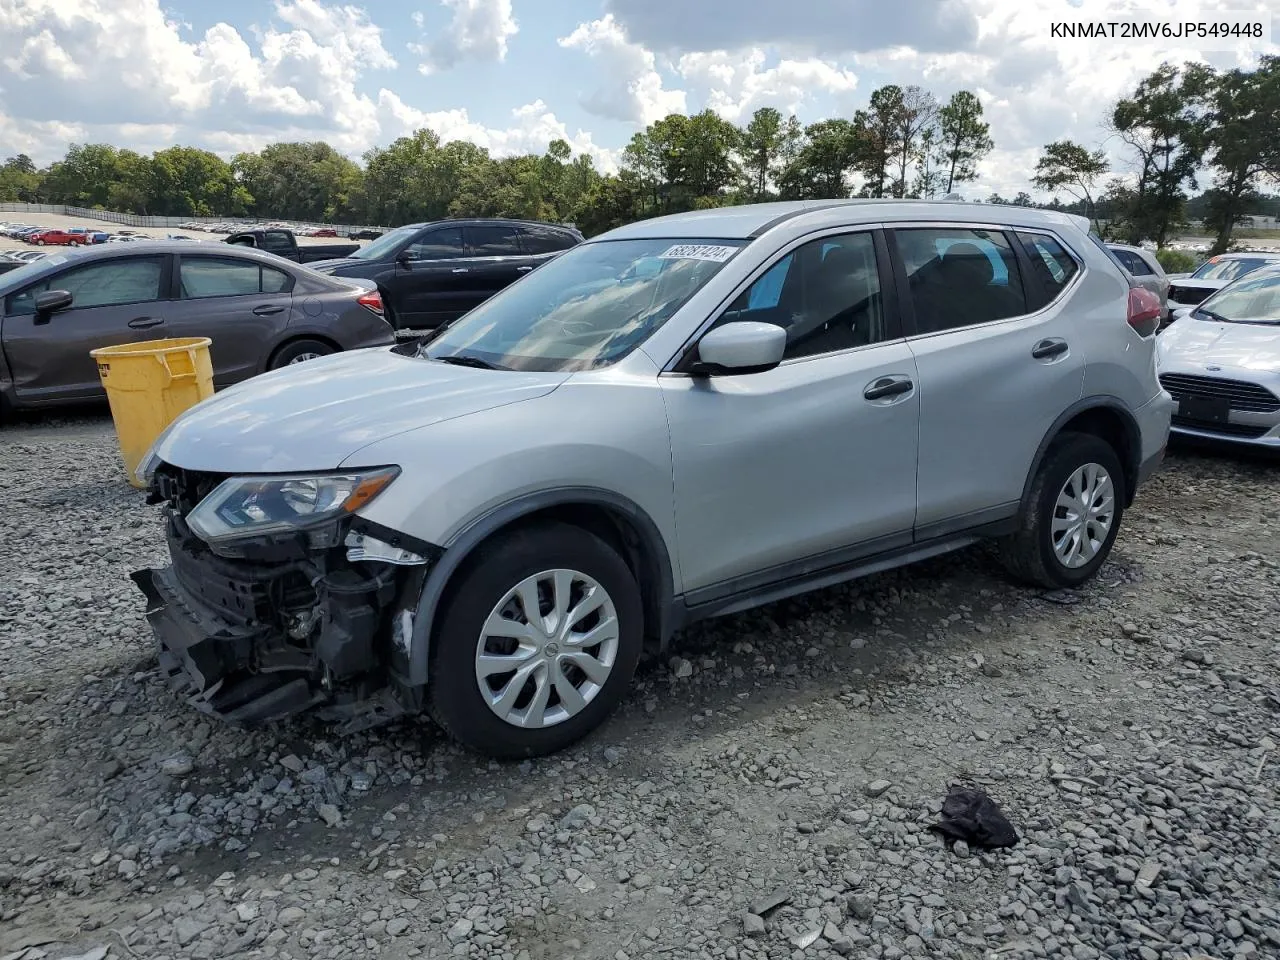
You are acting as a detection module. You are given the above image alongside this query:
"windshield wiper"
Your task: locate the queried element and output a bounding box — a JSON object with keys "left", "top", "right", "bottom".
{"left": 1195, "top": 308, "right": 1231, "bottom": 324}
{"left": 431, "top": 353, "right": 505, "bottom": 370}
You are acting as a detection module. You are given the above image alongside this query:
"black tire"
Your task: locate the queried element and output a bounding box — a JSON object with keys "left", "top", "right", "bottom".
{"left": 998, "top": 432, "right": 1126, "bottom": 589}
{"left": 269, "top": 338, "right": 335, "bottom": 369}
{"left": 428, "top": 522, "right": 644, "bottom": 760}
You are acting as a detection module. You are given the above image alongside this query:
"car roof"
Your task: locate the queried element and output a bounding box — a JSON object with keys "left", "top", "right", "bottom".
{"left": 593, "top": 199, "right": 1093, "bottom": 242}
{"left": 1213, "top": 250, "right": 1280, "bottom": 259}
{"left": 1107, "top": 242, "right": 1152, "bottom": 254}
{"left": 390, "top": 218, "right": 580, "bottom": 232}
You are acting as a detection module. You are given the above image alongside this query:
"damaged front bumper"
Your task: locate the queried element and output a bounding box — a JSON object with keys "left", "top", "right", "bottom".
{"left": 132, "top": 465, "right": 437, "bottom": 732}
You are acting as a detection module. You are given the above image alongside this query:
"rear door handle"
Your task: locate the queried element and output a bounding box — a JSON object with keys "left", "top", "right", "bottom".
{"left": 253, "top": 304, "right": 285, "bottom": 316}
{"left": 863, "top": 375, "right": 914, "bottom": 401}
{"left": 1031, "top": 338, "right": 1069, "bottom": 359}
{"left": 452, "top": 268, "right": 469, "bottom": 274}
{"left": 128, "top": 316, "right": 163, "bottom": 329}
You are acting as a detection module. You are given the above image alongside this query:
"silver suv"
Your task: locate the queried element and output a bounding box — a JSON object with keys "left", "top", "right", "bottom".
{"left": 133, "top": 200, "right": 1174, "bottom": 758}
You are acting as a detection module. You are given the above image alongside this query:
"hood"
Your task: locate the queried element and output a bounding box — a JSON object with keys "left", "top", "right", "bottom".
{"left": 152, "top": 348, "right": 569, "bottom": 474}
{"left": 1171, "top": 278, "right": 1227, "bottom": 293}
{"left": 306, "top": 257, "right": 364, "bottom": 272}
{"left": 1158, "top": 316, "right": 1280, "bottom": 375}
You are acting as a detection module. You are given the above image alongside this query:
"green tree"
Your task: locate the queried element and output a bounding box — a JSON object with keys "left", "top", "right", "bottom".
{"left": 936, "top": 90, "right": 993, "bottom": 194}
{"left": 890, "top": 86, "right": 937, "bottom": 198}
{"left": 622, "top": 111, "right": 740, "bottom": 214}
{"left": 42, "top": 143, "right": 125, "bottom": 207}
{"left": 1012, "top": 192, "right": 1034, "bottom": 206}
{"left": 1032, "top": 140, "right": 1110, "bottom": 230}
{"left": 854, "top": 85, "right": 905, "bottom": 197}
{"left": 1201, "top": 55, "right": 1280, "bottom": 253}
{"left": 1111, "top": 62, "right": 1212, "bottom": 247}
{"left": 912, "top": 127, "right": 942, "bottom": 198}
{"left": 234, "top": 142, "right": 363, "bottom": 223}
{"left": 738, "top": 106, "right": 785, "bottom": 200}
{"left": 778, "top": 119, "right": 859, "bottom": 199}
{"left": 0, "top": 154, "right": 42, "bottom": 202}
{"left": 147, "top": 146, "right": 249, "bottom": 216}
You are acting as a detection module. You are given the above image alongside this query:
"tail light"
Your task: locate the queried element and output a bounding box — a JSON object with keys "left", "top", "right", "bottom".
{"left": 1127, "top": 287, "right": 1162, "bottom": 337}
{"left": 356, "top": 290, "right": 383, "bottom": 316}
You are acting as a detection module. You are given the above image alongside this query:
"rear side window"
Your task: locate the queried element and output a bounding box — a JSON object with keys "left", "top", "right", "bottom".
{"left": 1016, "top": 232, "right": 1081, "bottom": 309}
{"left": 5, "top": 256, "right": 164, "bottom": 315}
{"left": 892, "top": 228, "right": 1028, "bottom": 334}
{"left": 519, "top": 226, "right": 578, "bottom": 255}
{"left": 179, "top": 257, "right": 294, "bottom": 298}
{"left": 467, "top": 224, "right": 522, "bottom": 257}
{"left": 1111, "top": 248, "right": 1151, "bottom": 276}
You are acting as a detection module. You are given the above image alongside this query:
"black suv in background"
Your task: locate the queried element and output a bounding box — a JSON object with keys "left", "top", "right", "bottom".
{"left": 307, "top": 218, "right": 584, "bottom": 330}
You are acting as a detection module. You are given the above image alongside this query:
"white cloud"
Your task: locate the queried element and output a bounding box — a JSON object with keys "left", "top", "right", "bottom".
{"left": 558, "top": 15, "right": 687, "bottom": 126}
{"left": 676, "top": 49, "right": 858, "bottom": 123}
{"left": 411, "top": 0, "right": 517, "bottom": 75}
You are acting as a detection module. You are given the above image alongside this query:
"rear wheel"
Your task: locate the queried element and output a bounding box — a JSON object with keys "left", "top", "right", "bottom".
{"left": 998, "top": 432, "right": 1125, "bottom": 589}
{"left": 269, "top": 338, "right": 335, "bottom": 369}
{"left": 428, "top": 522, "right": 643, "bottom": 759}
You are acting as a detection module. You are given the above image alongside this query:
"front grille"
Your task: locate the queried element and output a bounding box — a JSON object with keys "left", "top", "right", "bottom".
{"left": 1159, "top": 373, "right": 1280, "bottom": 413}
{"left": 1171, "top": 415, "right": 1271, "bottom": 439}
{"left": 1168, "top": 286, "right": 1207, "bottom": 305}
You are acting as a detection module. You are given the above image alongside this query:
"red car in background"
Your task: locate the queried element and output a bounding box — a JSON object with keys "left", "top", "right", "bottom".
{"left": 26, "top": 229, "right": 86, "bottom": 247}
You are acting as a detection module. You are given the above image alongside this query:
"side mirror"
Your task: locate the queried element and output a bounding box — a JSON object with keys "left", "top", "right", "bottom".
{"left": 34, "top": 289, "right": 73, "bottom": 322}
{"left": 692, "top": 321, "right": 787, "bottom": 375}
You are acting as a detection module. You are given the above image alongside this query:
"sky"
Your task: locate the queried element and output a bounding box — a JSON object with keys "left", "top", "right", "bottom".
{"left": 0, "top": 0, "right": 1275, "bottom": 199}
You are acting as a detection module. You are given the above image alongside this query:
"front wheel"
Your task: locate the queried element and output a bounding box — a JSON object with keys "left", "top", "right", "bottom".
{"left": 998, "top": 432, "right": 1125, "bottom": 589}
{"left": 428, "top": 522, "right": 644, "bottom": 759}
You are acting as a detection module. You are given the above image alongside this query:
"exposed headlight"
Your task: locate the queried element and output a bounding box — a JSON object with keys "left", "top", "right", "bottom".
{"left": 136, "top": 445, "right": 162, "bottom": 485}
{"left": 186, "top": 467, "right": 400, "bottom": 544}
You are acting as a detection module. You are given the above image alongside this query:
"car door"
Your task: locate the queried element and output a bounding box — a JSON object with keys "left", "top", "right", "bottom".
{"left": 891, "top": 224, "right": 1086, "bottom": 536}
{"left": 389, "top": 226, "right": 470, "bottom": 328}
{"left": 464, "top": 223, "right": 528, "bottom": 305}
{"left": 162, "top": 255, "right": 295, "bottom": 386}
{"left": 2, "top": 253, "right": 169, "bottom": 403}
{"left": 658, "top": 228, "right": 921, "bottom": 596}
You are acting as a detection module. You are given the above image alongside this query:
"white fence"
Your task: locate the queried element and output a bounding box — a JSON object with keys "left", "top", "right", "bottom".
{"left": 0, "top": 202, "right": 390, "bottom": 235}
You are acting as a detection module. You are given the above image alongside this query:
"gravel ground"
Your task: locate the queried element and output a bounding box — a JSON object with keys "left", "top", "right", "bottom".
{"left": 2, "top": 415, "right": 1279, "bottom": 960}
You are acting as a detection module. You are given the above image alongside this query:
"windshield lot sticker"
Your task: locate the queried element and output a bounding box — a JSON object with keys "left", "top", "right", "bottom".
{"left": 658, "top": 244, "right": 737, "bottom": 263}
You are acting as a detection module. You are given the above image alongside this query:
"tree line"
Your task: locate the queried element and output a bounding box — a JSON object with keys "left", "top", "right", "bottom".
{"left": 0, "top": 84, "right": 994, "bottom": 237}
{"left": 0, "top": 57, "right": 1274, "bottom": 251}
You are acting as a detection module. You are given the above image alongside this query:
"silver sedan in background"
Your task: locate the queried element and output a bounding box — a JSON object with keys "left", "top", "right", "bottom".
{"left": 1157, "top": 266, "right": 1280, "bottom": 449}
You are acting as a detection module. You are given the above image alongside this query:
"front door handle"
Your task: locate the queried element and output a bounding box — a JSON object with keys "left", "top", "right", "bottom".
{"left": 452, "top": 267, "right": 469, "bottom": 274}
{"left": 128, "top": 316, "right": 163, "bottom": 329}
{"left": 517, "top": 265, "right": 533, "bottom": 272}
{"left": 1032, "top": 338, "right": 1069, "bottom": 359}
{"left": 863, "top": 375, "right": 914, "bottom": 401}
{"left": 253, "top": 304, "right": 285, "bottom": 316}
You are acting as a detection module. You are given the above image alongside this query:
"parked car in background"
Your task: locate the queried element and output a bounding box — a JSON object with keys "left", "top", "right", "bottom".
{"left": 347, "top": 229, "right": 384, "bottom": 240}
{"left": 0, "top": 241, "right": 394, "bottom": 411}
{"left": 132, "top": 199, "right": 1171, "bottom": 758}
{"left": 26, "top": 229, "right": 87, "bottom": 247}
{"left": 307, "top": 218, "right": 585, "bottom": 329}
{"left": 314, "top": 228, "right": 338, "bottom": 237}
{"left": 1157, "top": 266, "right": 1280, "bottom": 448}
{"left": 1166, "top": 252, "right": 1280, "bottom": 312}
{"left": 1107, "top": 243, "right": 1170, "bottom": 321}
{"left": 223, "top": 228, "right": 361, "bottom": 264}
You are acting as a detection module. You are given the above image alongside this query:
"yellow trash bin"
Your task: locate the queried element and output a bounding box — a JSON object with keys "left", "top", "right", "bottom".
{"left": 90, "top": 337, "right": 215, "bottom": 488}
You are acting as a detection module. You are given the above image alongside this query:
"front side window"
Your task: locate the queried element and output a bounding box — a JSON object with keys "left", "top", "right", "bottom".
{"left": 179, "top": 258, "right": 294, "bottom": 298}
{"left": 5, "top": 257, "right": 164, "bottom": 315}
{"left": 715, "top": 232, "right": 886, "bottom": 360}
{"left": 894, "top": 228, "right": 1027, "bottom": 334}
{"left": 423, "top": 238, "right": 747, "bottom": 372}
{"left": 261, "top": 231, "right": 294, "bottom": 255}
{"left": 406, "top": 227, "right": 465, "bottom": 261}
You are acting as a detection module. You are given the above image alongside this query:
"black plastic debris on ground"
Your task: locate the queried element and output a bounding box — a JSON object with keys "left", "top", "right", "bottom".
{"left": 930, "top": 784, "right": 1019, "bottom": 849}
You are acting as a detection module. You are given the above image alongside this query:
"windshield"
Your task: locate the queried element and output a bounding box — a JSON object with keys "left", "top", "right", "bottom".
{"left": 1195, "top": 270, "right": 1280, "bottom": 325}
{"left": 1191, "top": 256, "right": 1277, "bottom": 282}
{"left": 349, "top": 224, "right": 420, "bottom": 260}
{"left": 422, "top": 238, "right": 748, "bottom": 372}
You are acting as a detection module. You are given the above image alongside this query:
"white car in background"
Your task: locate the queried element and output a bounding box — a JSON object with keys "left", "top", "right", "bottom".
{"left": 1166, "top": 252, "right": 1280, "bottom": 318}
{"left": 1157, "top": 266, "right": 1280, "bottom": 448}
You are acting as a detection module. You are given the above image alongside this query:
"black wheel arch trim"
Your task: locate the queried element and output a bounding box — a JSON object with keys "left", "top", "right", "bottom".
{"left": 1021, "top": 396, "right": 1143, "bottom": 508}
{"left": 406, "top": 487, "right": 677, "bottom": 687}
